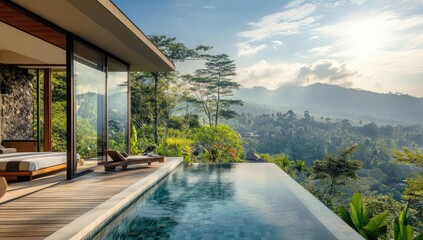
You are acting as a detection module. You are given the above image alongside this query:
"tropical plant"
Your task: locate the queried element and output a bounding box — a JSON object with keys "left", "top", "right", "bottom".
{"left": 261, "top": 153, "right": 295, "bottom": 177}
{"left": 339, "top": 193, "right": 388, "bottom": 240}
{"left": 393, "top": 202, "right": 423, "bottom": 240}
{"left": 130, "top": 123, "right": 141, "bottom": 154}
{"left": 293, "top": 160, "right": 308, "bottom": 182}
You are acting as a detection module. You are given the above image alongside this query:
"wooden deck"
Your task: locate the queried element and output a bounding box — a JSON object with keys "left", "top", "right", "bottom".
{"left": 0, "top": 158, "right": 179, "bottom": 240}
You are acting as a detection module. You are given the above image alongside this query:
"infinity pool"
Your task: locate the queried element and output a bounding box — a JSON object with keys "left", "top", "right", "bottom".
{"left": 92, "top": 164, "right": 352, "bottom": 239}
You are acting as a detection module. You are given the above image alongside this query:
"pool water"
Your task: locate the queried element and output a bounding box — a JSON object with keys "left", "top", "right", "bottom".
{"left": 93, "top": 164, "right": 337, "bottom": 240}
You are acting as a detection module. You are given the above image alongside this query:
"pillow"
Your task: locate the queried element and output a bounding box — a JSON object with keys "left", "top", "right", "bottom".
{"left": 0, "top": 148, "right": 16, "bottom": 154}
{"left": 0, "top": 145, "right": 5, "bottom": 150}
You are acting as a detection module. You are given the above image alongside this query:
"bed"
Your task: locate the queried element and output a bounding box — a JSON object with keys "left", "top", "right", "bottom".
{"left": 0, "top": 152, "right": 67, "bottom": 181}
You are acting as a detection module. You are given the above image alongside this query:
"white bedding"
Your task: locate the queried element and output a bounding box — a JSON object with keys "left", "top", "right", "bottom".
{"left": 0, "top": 152, "right": 67, "bottom": 171}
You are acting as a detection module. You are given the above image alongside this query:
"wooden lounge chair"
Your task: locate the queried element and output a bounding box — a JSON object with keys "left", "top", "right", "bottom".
{"left": 100, "top": 151, "right": 164, "bottom": 171}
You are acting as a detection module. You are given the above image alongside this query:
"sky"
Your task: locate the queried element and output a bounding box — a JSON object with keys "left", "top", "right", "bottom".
{"left": 113, "top": 0, "right": 423, "bottom": 98}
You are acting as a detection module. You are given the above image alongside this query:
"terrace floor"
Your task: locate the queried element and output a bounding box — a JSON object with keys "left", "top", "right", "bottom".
{"left": 0, "top": 157, "right": 182, "bottom": 240}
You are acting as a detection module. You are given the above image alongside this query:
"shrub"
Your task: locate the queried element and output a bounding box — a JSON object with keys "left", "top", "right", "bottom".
{"left": 158, "top": 137, "right": 193, "bottom": 163}
{"left": 192, "top": 124, "right": 244, "bottom": 163}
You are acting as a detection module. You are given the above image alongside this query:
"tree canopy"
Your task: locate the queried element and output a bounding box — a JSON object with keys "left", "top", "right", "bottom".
{"left": 185, "top": 54, "right": 243, "bottom": 126}
{"left": 312, "top": 144, "right": 362, "bottom": 205}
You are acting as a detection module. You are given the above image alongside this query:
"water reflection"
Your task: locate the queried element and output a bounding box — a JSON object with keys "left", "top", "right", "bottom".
{"left": 96, "top": 164, "right": 235, "bottom": 240}
{"left": 95, "top": 164, "right": 336, "bottom": 240}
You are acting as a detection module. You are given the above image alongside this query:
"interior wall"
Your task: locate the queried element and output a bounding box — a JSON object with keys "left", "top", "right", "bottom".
{"left": 0, "top": 63, "right": 34, "bottom": 141}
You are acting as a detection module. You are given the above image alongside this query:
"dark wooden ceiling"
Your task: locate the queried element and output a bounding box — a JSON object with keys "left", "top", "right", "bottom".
{"left": 0, "top": 2, "right": 66, "bottom": 49}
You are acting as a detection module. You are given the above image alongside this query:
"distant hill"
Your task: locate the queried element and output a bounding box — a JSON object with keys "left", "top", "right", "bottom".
{"left": 233, "top": 83, "right": 423, "bottom": 124}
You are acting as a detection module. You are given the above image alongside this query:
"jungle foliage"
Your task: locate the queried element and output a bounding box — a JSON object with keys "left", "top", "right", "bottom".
{"left": 227, "top": 109, "right": 423, "bottom": 236}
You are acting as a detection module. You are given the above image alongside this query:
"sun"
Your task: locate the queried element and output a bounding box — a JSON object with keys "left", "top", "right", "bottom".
{"left": 345, "top": 18, "right": 390, "bottom": 56}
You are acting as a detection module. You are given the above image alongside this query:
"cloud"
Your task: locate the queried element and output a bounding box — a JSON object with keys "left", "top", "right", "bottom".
{"left": 235, "top": 59, "right": 360, "bottom": 89}
{"left": 285, "top": 0, "right": 306, "bottom": 9}
{"left": 411, "top": 33, "right": 423, "bottom": 47}
{"left": 235, "top": 60, "right": 301, "bottom": 89}
{"left": 309, "top": 9, "right": 423, "bottom": 94}
{"left": 180, "top": 58, "right": 364, "bottom": 92}
{"left": 322, "top": 0, "right": 368, "bottom": 8}
{"left": 238, "top": 3, "right": 317, "bottom": 41}
{"left": 236, "top": 2, "right": 317, "bottom": 56}
{"left": 233, "top": 0, "right": 423, "bottom": 96}
{"left": 295, "top": 60, "right": 359, "bottom": 87}
{"left": 237, "top": 42, "right": 268, "bottom": 56}
{"left": 315, "top": 10, "right": 423, "bottom": 57}
{"left": 353, "top": 0, "right": 367, "bottom": 5}
{"left": 353, "top": 48, "right": 423, "bottom": 81}
{"left": 166, "top": 0, "right": 216, "bottom": 13}
{"left": 236, "top": 40, "right": 283, "bottom": 56}
{"left": 319, "top": 10, "right": 423, "bottom": 35}
{"left": 272, "top": 40, "right": 283, "bottom": 46}
{"left": 309, "top": 46, "right": 331, "bottom": 55}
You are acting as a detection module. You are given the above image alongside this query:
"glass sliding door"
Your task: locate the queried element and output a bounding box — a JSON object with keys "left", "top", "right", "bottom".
{"left": 107, "top": 57, "right": 129, "bottom": 153}
{"left": 74, "top": 40, "right": 106, "bottom": 173}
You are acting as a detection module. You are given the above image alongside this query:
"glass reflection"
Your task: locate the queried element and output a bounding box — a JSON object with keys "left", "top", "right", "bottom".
{"left": 74, "top": 41, "right": 106, "bottom": 171}
{"left": 107, "top": 57, "right": 128, "bottom": 153}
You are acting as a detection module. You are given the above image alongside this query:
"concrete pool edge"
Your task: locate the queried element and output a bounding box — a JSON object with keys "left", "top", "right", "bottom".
{"left": 45, "top": 157, "right": 183, "bottom": 240}
{"left": 272, "top": 163, "right": 364, "bottom": 240}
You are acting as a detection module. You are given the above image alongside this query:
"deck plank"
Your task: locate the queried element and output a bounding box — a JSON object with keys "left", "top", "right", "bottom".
{"left": 0, "top": 160, "right": 169, "bottom": 239}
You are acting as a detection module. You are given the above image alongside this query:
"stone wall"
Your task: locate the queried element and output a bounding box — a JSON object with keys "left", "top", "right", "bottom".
{"left": 0, "top": 64, "right": 34, "bottom": 141}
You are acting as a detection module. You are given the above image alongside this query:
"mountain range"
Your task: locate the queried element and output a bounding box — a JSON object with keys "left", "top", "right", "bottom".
{"left": 233, "top": 83, "right": 423, "bottom": 125}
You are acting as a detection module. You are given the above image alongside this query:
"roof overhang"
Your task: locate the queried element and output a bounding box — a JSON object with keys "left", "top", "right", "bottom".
{"left": 9, "top": 0, "right": 174, "bottom": 71}
{"left": 0, "top": 21, "right": 65, "bottom": 66}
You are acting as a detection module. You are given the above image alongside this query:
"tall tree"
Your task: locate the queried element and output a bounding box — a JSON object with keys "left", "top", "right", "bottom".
{"left": 131, "top": 72, "right": 154, "bottom": 129}
{"left": 184, "top": 71, "right": 214, "bottom": 126}
{"left": 131, "top": 71, "right": 187, "bottom": 144}
{"left": 312, "top": 144, "right": 362, "bottom": 206}
{"left": 135, "top": 35, "right": 210, "bottom": 144}
{"left": 152, "top": 72, "right": 159, "bottom": 144}
{"left": 186, "top": 54, "right": 243, "bottom": 126}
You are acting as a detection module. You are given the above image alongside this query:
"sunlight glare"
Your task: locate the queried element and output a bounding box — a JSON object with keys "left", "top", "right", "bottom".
{"left": 346, "top": 18, "right": 389, "bottom": 56}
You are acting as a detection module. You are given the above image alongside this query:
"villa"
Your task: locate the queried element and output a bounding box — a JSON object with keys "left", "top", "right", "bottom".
{"left": 0, "top": 0, "right": 174, "bottom": 180}
{"left": 0, "top": 1, "right": 365, "bottom": 239}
